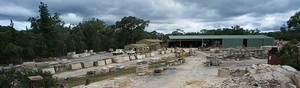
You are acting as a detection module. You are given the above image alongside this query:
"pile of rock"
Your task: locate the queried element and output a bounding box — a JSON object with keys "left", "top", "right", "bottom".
{"left": 218, "top": 64, "right": 300, "bottom": 88}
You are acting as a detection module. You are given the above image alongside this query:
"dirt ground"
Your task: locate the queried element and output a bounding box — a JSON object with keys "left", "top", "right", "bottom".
{"left": 73, "top": 50, "right": 266, "bottom": 88}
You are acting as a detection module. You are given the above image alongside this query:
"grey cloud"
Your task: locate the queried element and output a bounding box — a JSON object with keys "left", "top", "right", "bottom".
{"left": 0, "top": 0, "right": 300, "bottom": 33}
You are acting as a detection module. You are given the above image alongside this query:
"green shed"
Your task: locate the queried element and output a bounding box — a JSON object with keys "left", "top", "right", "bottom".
{"left": 124, "top": 44, "right": 149, "bottom": 53}
{"left": 136, "top": 39, "right": 163, "bottom": 50}
{"left": 168, "top": 35, "right": 274, "bottom": 48}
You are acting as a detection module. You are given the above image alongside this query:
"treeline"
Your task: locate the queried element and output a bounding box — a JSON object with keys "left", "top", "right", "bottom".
{"left": 1, "top": 2, "right": 300, "bottom": 64}
{"left": 170, "top": 25, "right": 261, "bottom": 35}
{"left": 266, "top": 11, "right": 300, "bottom": 40}
{"left": 0, "top": 2, "right": 161, "bottom": 64}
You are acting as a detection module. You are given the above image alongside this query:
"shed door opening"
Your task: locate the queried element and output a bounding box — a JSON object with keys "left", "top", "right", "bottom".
{"left": 243, "top": 39, "right": 248, "bottom": 47}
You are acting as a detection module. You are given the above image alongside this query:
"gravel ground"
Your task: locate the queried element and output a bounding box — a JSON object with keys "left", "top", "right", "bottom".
{"left": 73, "top": 50, "right": 267, "bottom": 88}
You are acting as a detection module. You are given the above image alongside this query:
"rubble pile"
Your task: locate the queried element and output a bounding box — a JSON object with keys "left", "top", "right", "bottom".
{"left": 222, "top": 48, "right": 267, "bottom": 60}
{"left": 217, "top": 64, "right": 300, "bottom": 88}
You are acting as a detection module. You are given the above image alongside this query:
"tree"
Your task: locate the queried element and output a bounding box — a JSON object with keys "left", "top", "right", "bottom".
{"left": 287, "top": 11, "right": 300, "bottom": 30}
{"left": 279, "top": 39, "right": 300, "bottom": 69}
{"left": 115, "top": 16, "right": 150, "bottom": 48}
{"left": 72, "top": 18, "right": 107, "bottom": 52}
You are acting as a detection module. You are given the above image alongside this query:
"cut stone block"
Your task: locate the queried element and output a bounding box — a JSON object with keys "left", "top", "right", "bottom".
{"left": 71, "top": 63, "right": 82, "bottom": 70}
{"left": 101, "top": 67, "right": 109, "bottom": 73}
{"left": 141, "top": 54, "right": 146, "bottom": 58}
{"left": 112, "top": 57, "right": 124, "bottom": 63}
{"left": 23, "top": 62, "right": 36, "bottom": 68}
{"left": 129, "top": 55, "right": 136, "bottom": 60}
{"left": 145, "top": 53, "right": 151, "bottom": 58}
{"left": 123, "top": 57, "right": 130, "bottom": 62}
{"left": 135, "top": 55, "right": 143, "bottom": 59}
{"left": 150, "top": 53, "right": 155, "bottom": 57}
{"left": 82, "top": 61, "right": 94, "bottom": 68}
{"left": 97, "top": 60, "right": 106, "bottom": 66}
{"left": 42, "top": 67, "right": 55, "bottom": 74}
{"left": 105, "top": 58, "right": 112, "bottom": 64}
{"left": 36, "top": 62, "right": 48, "bottom": 67}
{"left": 218, "top": 68, "right": 230, "bottom": 77}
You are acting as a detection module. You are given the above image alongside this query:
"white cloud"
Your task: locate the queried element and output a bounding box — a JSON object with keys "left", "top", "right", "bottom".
{"left": 60, "top": 13, "right": 83, "bottom": 24}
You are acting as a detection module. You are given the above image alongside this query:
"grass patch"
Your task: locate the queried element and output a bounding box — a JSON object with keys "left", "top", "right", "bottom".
{"left": 59, "top": 67, "right": 136, "bottom": 87}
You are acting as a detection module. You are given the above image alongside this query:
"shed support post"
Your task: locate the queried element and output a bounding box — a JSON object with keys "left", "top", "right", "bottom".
{"left": 202, "top": 39, "right": 204, "bottom": 47}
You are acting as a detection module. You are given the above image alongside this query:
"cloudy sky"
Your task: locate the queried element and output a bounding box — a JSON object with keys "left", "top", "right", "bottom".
{"left": 0, "top": 0, "right": 300, "bottom": 33}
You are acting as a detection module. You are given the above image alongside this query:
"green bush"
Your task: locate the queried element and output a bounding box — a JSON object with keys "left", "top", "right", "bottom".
{"left": 279, "top": 40, "right": 300, "bottom": 69}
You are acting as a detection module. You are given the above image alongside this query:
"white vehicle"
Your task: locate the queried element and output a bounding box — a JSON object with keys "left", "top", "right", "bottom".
{"left": 112, "top": 49, "right": 124, "bottom": 55}
{"left": 126, "top": 49, "right": 136, "bottom": 55}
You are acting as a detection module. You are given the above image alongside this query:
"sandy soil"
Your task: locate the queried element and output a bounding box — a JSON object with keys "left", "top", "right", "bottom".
{"left": 73, "top": 50, "right": 266, "bottom": 88}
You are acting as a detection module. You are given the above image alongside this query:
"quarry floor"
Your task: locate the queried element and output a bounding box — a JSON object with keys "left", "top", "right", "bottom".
{"left": 73, "top": 50, "right": 266, "bottom": 88}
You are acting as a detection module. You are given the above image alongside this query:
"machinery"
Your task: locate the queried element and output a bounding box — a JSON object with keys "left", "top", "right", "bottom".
{"left": 204, "top": 56, "right": 222, "bottom": 67}
{"left": 175, "top": 48, "right": 186, "bottom": 57}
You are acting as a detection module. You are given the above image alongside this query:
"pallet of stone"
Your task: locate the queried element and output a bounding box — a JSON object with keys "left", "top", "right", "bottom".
{"left": 123, "top": 56, "right": 130, "bottom": 62}
{"left": 129, "top": 55, "right": 136, "bottom": 60}
{"left": 81, "top": 61, "right": 94, "bottom": 68}
{"left": 71, "top": 63, "right": 82, "bottom": 70}
{"left": 104, "top": 58, "right": 112, "bottom": 64}
{"left": 136, "top": 64, "right": 148, "bottom": 76}
{"left": 42, "top": 67, "right": 55, "bottom": 74}
{"left": 97, "top": 60, "right": 106, "bottom": 66}
{"left": 112, "top": 57, "right": 124, "bottom": 63}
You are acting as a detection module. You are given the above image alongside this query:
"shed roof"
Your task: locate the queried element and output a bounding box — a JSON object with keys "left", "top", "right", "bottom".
{"left": 169, "top": 35, "right": 272, "bottom": 40}
{"left": 125, "top": 44, "right": 148, "bottom": 47}
{"left": 138, "top": 39, "right": 163, "bottom": 42}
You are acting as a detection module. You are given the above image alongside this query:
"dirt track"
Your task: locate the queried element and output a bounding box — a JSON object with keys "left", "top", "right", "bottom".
{"left": 74, "top": 51, "right": 266, "bottom": 88}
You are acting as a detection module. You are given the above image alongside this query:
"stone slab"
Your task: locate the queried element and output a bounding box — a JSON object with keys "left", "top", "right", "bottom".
{"left": 135, "top": 55, "right": 143, "bottom": 59}
{"left": 218, "top": 68, "right": 230, "bottom": 77}
{"left": 36, "top": 62, "right": 48, "bottom": 67}
{"left": 83, "top": 61, "right": 94, "bottom": 68}
{"left": 22, "top": 62, "right": 36, "bottom": 68}
{"left": 123, "top": 57, "right": 130, "bottom": 62}
{"left": 112, "top": 57, "right": 124, "bottom": 63}
{"left": 129, "top": 55, "right": 136, "bottom": 60}
{"left": 105, "top": 58, "right": 112, "bottom": 64}
{"left": 71, "top": 63, "right": 82, "bottom": 70}
{"left": 150, "top": 53, "right": 155, "bottom": 57}
{"left": 141, "top": 54, "right": 146, "bottom": 58}
{"left": 145, "top": 53, "right": 151, "bottom": 58}
{"left": 101, "top": 67, "right": 109, "bottom": 73}
{"left": 97, "top": 60, "right": 106, "bottom": 66}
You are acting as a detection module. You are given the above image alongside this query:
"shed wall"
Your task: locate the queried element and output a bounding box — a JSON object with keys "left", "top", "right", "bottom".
{"left": 222, "top": 39, "right": 243, "bottom": 48}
